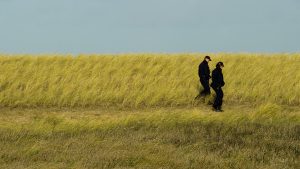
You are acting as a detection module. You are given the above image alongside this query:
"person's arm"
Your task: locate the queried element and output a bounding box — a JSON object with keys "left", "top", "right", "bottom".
{"left": 221, "top": 74, "right": 225, "bottom": 87}
{"left": 204, "top": 65, "right": 210, "bottom": 79}
{"left": 198, "top": 64, "right": 201, "bottom": 77}
{"left": 199, "top": 63, "right": 206, "bottom": 78}
{"left": 211, "top": 70, "right": 218, "bottom": 87}
{"left": 216, "top": 71, "right": 223, "bottom": 88}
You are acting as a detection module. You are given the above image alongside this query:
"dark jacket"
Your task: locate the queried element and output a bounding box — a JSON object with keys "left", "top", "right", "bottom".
{"left": 211, "top": 67, "right": 225, "bottom": 89}
{"left": 198, "top": 60, "right": 210, "bottom": 80}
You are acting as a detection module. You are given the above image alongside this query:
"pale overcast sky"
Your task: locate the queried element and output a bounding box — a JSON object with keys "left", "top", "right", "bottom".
{"left": 0, "top": 0, "right": 299, "bottom": 54}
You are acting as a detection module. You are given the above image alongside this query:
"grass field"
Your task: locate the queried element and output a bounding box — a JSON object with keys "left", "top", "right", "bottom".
{"left": 1, "top": 104, "right": 299, "bottom": 169}
{"left": 0, "top": 54, "right": 299, "bottom": 168}
{"left": 0, "top": 53, "right": 299, "bottom": 107}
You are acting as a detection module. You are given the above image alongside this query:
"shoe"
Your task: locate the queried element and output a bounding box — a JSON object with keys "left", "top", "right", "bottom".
{"left": 213, "top": 108, "right": 223, "bottom": 112}
{"left": 218, "top": 107, "right": 224, "bottom": 112}
{"left": 212, "top": 107, "right": 218, "bottom": 112}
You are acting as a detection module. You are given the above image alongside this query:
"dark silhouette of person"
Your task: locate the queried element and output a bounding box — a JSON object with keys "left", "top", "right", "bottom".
{"left": 211, "top": 62, "right": 225, "bottom": 112}
{"left": 198, "top": 56, "right": 212, "bottom": 97}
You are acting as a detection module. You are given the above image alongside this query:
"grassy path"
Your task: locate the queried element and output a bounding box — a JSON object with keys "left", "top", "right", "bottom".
{"left": 0, "top": 104, "right": 299, "bottom": 169}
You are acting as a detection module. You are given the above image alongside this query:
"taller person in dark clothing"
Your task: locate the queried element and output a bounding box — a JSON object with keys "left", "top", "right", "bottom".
{"left": 198, "top": 56, "right": 212, "bottom": 97}
{"left": 211, "top": 62, "right": 225, "bottom": 112}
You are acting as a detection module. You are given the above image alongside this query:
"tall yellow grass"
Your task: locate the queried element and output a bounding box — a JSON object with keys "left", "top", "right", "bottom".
{"left": 0, "top": 53, "right": 299, "bottom": 108}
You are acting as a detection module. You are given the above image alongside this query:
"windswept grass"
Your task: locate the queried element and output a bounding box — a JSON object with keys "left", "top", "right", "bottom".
{"left": 0, "top": 53, "right": 299, "bottom": 108}
{"left": 0, "top": 54, "right": 299, "bottom": 168}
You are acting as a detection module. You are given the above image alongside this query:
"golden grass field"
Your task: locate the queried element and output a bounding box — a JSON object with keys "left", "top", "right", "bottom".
{"left": 0, "top": 53, "right": 299, "bottom": 108}
{"left": 0, "top": 53, "right": 299, "bottom": 169}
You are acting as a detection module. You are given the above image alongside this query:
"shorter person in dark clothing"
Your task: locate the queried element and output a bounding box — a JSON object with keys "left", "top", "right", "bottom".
{"left": 211, "top": 62, "right": 225, "bottom": 112}
{"left": 198, "top": 56, "right": 212, "bottom": 97}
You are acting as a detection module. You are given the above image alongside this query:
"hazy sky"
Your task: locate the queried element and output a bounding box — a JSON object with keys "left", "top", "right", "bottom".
{"left": 0, "top": 0, "right": 299, "bottom": 54}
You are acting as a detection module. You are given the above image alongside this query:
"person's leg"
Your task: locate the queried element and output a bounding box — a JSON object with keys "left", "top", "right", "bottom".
{"left": 203, "top": 79, "right": 211, "bottom": 95}
{"left": 212, "top": 87, "right": 219, "bottom": 109}
{"left": 200, "top": 78, "right": 206, "bottom": 96}
{"left": 218, "top": 88, "right": 224, "bottom": 110}
{"left": 214, "top": 88, "right": 224, "bottom": 111}
{"left": 200, "top": 78, "right": 210, "bottom": 96}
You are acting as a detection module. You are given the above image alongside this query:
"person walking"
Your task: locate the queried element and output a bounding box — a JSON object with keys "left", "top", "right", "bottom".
{"left": 198, "top": 56, "right": 212, "bottom": 97}
{"left": 211, "top": 62, "right": 225, "bottom": 112}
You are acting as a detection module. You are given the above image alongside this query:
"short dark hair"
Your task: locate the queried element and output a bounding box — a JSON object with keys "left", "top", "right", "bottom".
{"left": 216, "top": 62, "right": 224, "bottom": 68}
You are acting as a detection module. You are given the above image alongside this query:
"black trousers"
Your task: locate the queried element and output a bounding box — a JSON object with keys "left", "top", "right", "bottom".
{"left": 200, "top": 78, "right": 211, "bottom": 96}
{"left": 212, "top": 87, "right": 223, "bottom": 109}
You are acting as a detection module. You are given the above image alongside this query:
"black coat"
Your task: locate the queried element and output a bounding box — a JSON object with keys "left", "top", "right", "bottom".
{"left": 198, "top": 60, "right": 210, "bottom": 80}
{"left": 211, "top": 67, "right": 225, "bottom": 89}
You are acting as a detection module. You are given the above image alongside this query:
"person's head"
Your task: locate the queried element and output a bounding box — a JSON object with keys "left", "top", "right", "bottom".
{"left": 216, "top": 62, "right": 224, "bottom": 69}
{"left": 204, "top": 56, "right": 211, "bottom": 62}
